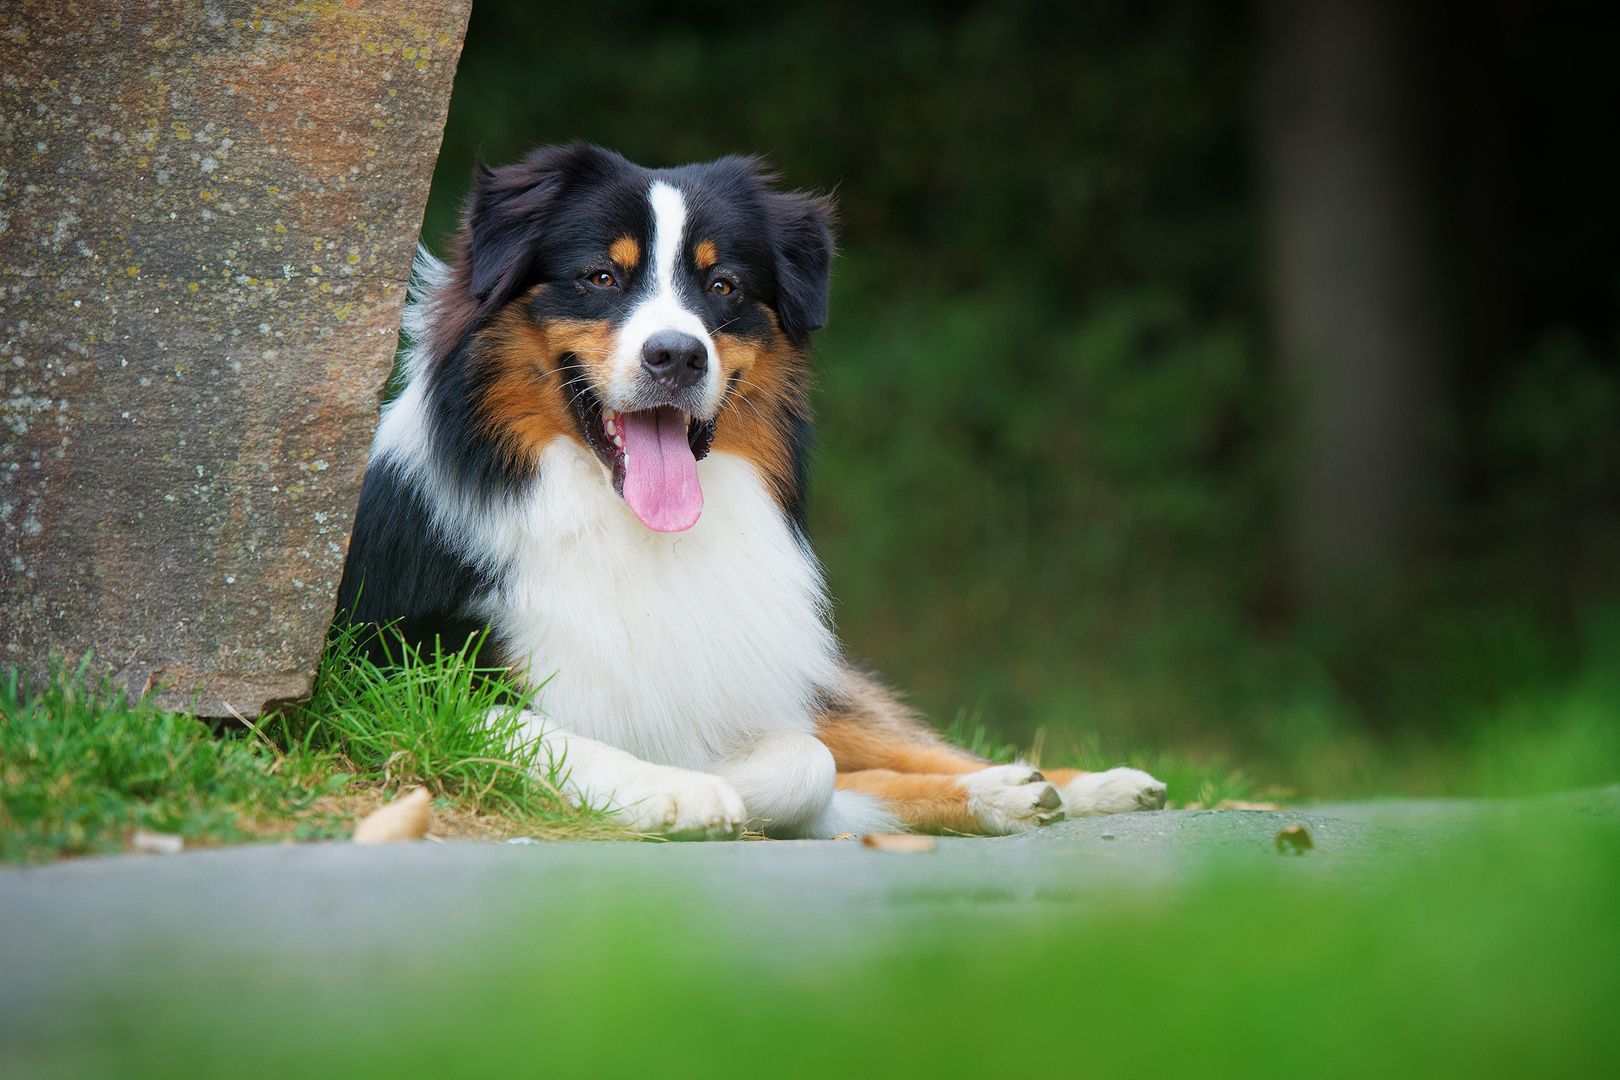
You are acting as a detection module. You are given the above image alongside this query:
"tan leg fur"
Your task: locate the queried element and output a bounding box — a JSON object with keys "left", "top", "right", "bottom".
{"left": 815, "top": 668, "right": 1065, "bottom": 834}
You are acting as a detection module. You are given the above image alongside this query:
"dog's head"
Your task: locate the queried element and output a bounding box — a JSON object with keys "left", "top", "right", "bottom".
{"left": 434, "top": 143, "right": 834, "bottom": 533}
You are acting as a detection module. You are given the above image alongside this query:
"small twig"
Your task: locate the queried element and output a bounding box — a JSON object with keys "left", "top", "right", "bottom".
{"left": 381, "top": 748, "right": 410, "bottom": 789}
{"left": 222, "top": 701, "right": 285, "bottom": 769}
{"left": 455, "top": 756, "right": 568, "bottom": 804}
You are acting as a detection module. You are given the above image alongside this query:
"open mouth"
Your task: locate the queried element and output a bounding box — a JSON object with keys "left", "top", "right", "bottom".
{"left": 578, "top": 394, "right": 718, "bottom": 533}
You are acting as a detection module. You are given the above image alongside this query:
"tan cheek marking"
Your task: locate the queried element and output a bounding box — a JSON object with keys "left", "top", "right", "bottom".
{"left": 714, "top": 332, "right": 761, "bottom": 378}
{"left": 694, "top": 238, "right": 718, "bottom": 270}
{"left": 475, "top": 300, "right": 621, "bottom": 466}
{"left": 547, "top": 317, "right": 620, "bottom": 390}
{"left": 711, "top": 326, "right": 802, "bottom": 500}
{"left": 475, "top": 307, "right": 581, "bottom": 467}
{"left": 609, "top": 236, "right": 640, "bottom": 270}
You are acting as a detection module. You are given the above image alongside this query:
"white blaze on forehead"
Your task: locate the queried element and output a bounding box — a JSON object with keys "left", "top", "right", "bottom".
{"left": 603, "top": 180, "right": 720, "bottom": 413}
{"left": 648, "top": 180, "right": 686, "bottom": 297}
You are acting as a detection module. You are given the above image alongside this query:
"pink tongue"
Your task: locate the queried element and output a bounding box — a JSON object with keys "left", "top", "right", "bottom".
{"left": 620, "top": 407, "right": 703, "bottom": 532}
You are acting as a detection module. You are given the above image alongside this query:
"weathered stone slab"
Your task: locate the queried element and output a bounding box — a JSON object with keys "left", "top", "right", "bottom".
{"left": 0, "top": 0, "right": 471, "bottom": 715}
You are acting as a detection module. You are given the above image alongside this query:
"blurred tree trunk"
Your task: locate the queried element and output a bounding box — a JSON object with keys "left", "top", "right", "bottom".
{"left": 1257, "top": 0, "right": 1450, "bottom": 609}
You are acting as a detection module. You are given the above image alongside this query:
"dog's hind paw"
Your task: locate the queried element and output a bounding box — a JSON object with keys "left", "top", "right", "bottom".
{"left": 960, "top": 764, "right": 1065, "bottom": 835}
{"left": 1059, "top": 767, "right": 1167, "bottom": 816}
{"left": 606, "top": 764, "right": 747, "bottom": 841}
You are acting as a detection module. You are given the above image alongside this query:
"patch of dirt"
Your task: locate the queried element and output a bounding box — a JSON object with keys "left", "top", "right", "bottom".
{"left": 229, "top": 785, "right": 632, "bottom": 847}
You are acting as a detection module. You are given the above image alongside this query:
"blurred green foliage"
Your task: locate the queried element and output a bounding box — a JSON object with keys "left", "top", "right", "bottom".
{"left": 420, "top": 1, "right": 1620, "bottom": 791}
{"left": 14, "top": 802, "right": 1620, "bottom": 1077}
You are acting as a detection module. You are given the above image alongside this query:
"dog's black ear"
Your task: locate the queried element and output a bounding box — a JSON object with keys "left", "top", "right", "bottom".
{"left": 462, "top": 144, "right": 619, "bottom": 316}
{"left": 462, "top": 156, "right": 558, "bottom": 313}
{"left": 765, "top": 189, "right": 835, "bottom": 345}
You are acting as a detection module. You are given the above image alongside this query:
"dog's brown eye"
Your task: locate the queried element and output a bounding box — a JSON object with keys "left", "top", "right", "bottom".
{"left": 590, "top": 271, "right": 616, "bottom": 288}
{"left": 710, "top": 279, "right": 733, "bottom": 296}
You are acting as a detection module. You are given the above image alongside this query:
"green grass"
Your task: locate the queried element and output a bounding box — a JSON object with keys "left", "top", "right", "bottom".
{"left": 0, "top": 630, "right": 606, "bottom": 864}
{"left": 275, "top": 622, "right": 580, "bottom": 825}
{"left": 0, "top": 657, "right": 348, "bottom": 863}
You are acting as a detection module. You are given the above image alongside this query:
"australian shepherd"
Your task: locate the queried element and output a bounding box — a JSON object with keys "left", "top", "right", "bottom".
{"left": 336, "top": 143, "right": 1166, "bottom": 839}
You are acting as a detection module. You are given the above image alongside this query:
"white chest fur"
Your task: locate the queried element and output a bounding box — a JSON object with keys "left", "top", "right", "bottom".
{"left": 473, "top": 439, "right": 840, "bottom": 771}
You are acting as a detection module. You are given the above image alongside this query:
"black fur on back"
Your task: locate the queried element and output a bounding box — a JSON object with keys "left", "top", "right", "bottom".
{"left": 334, "top": 460, "right": 491, "bottom": 658}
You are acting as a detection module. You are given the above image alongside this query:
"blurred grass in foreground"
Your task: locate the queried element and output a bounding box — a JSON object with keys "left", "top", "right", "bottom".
{"left": 18, "top": 800, "right": 1618, "bottom": 1078}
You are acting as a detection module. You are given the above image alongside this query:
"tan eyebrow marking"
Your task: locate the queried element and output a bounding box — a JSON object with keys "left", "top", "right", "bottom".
{"left": 694, "top": 238, "right": 718, "bottom": 270}
{"left": 609, "top": 236, "right": 641, "bottom": 269}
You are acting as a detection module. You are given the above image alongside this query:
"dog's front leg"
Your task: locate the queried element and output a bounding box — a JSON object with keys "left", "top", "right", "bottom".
{"left": 532, "top": 720, "right": 745, "bottom": 841}
{"left": 714, "top": 730, "right": 901, "bottom": 839}
{"left": 712, "top": 730, "right": 834, "bottom": 838}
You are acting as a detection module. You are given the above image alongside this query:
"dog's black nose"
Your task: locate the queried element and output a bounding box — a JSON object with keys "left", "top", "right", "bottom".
{"left": 640, "top": 330, "right": 707, "bottom": 391}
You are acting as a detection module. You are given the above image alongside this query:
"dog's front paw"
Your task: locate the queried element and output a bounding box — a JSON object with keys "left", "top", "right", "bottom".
{"left": 606, "top": 765, "right": 746, "bottom": 841}
{"left": 1059, "top": 767, "right": 1167, "bottom": 816}
{"left": 960, "top": 764, "right": 1065, "bottom": 835}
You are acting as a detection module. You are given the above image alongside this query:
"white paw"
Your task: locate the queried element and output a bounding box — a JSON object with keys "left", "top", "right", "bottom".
{"left": 1059, "top": 767, "right": 1167, "bottom": 816}
{"left": 959, "top": 764, "right": 1065, "bottom": 835}
{"left": 602, "top": 765, "right": 747, "bottom": 841}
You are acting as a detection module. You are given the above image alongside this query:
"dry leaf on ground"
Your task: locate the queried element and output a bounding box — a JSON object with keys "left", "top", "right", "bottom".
{"left": 130, "top": 830, "right": 184, "bottom": 855}
{"left": 1275, "top": 824, "right": 1315, "bottom": 855}
{"left": 861, "top": 833, "right": 937, "bottom": 853}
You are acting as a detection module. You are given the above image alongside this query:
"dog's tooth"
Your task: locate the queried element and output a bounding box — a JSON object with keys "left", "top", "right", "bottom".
{"left": 605, "top": 419, "right": 616, "bottom": 436}
{"left": 612, "top": 435, "right": 623, "bottom": 448}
